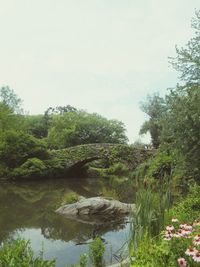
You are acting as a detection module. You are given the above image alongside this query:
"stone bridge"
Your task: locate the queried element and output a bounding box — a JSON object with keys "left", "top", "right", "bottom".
{"left": 50, "top": 143, "right": 153, "bottom": 172}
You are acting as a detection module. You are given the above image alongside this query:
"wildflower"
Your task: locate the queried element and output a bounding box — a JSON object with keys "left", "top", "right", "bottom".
{"left": 177, "top": 258, "right": 187, "bottom": 267}
{"left": 180, "top": 224, "right": 187, "bottom": 229}
{"left": 185, "top": 247, "right": 198, "bottom": 256}
{"left": 184, "top": 224, "right": 193, "bottom": 231}
{"left": 182, "top": 229, "right": 192, "bottom": 236}
{"left": 193, "top": 238, "right": 200, "bottom": 246}
{"left": 193, "top": 252, "right": 200, "bottom": 262}
{"left": 166, "top": 225, "right": 174, "bottom": 231}
{"left": 172, "top": 218, "right": 179, "bottom": 223}
{"left": 194, "top": 234, "right": 200, "bottom": 240}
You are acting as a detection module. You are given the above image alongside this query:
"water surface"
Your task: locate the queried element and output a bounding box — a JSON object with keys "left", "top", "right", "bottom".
{"left": 0, "top": 177, "right": 134, "bottom": 266}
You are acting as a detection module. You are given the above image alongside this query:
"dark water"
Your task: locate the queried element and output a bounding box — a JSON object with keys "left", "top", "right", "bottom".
{"left": 0, "top": 177, "right": 135, "bottom": 266}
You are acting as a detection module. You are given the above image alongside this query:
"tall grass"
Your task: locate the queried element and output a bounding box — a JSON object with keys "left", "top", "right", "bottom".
{"left": 130, "top": 176, "right": 172, "bottom": 251}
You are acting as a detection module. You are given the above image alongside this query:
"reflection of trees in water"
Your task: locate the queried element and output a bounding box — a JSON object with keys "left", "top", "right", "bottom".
{"left": 0, "top": 178, "right": 131, "bottom": 243}
{"left": 40, "top": 215, "right": 128, "bottom": 243}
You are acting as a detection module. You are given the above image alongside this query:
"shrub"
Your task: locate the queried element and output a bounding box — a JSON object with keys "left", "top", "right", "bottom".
{"left": 12, "top": 158, "right": 47, "bottom": 178}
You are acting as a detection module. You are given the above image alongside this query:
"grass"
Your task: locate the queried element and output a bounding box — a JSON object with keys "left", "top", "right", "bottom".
{"left": 0, "top": 239, "right": 56, "bottom": 267}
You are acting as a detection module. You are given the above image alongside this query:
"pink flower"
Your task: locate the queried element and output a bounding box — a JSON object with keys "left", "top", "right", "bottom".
{"left": 180, "top": 224, "right": 187, "bottom": 229}
{"left": 177, "top": 258, "right": 187, "bottom": 267}
{"left": 194, "top": 234, "right": 200, "bottom": 240}
{"left": 185, "top": 247, "right": 198, "bottom": 256}
{"left": 193, "top": 252, "right": 200, "bottom": 262}
{"left": 163, "top": 230, "right": 173, "bottom": 240}
{"left": 184, "top": 224, "right": 193, "bottom": 231}
{"left": 166, "top": 225, "right": 174, "bottom": 231}
{"left": 193, "top": 238, "right": 200, "bottom": 246}
{"left": 182, "top": 229, "right": 192, "bottom": 236}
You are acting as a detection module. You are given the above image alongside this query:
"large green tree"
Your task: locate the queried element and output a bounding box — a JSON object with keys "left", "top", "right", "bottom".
{"left": 47, "top": 111, "right": 128, "bottom": 149}
{"left": 169, "top": 10, "right": 200, "bottom": 85}
{"left": 139, "top": 94, "right": 167, "bottom": 148}
{"left": 161, "top": 10, "right": 200, "bottom": 180}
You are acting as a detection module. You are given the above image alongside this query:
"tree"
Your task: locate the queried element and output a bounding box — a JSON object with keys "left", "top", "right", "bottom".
{"left": 169, "top": 10, "right": 200, "bottom": 85}
{"left": 24, "top": 115, "right": 48, "bottom": 139}
{"left": 161, "top": 10, "right": 200, "bottom": 181}
{"left": 47, "top": 111, "right": 128, "bottom": 149}
{"left": 0, "top": 86, "right": 23, "bottom": 113}
{"left": 139, "top": 94, "right": 167, "bottom": 148}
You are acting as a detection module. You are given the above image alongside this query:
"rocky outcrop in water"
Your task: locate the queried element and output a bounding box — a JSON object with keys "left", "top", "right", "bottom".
{"left": 56, "top": 197, "right": 135, "bottom": 222}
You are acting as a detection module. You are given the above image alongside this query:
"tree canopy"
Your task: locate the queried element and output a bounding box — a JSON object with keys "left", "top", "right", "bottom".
{"left": 140, "top": 10, "right": 200, "bottom": 181}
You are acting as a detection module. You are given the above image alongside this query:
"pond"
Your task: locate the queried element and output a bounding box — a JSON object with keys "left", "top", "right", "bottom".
{"left": 0, "top": 177, "right": 135, "bottom": 266}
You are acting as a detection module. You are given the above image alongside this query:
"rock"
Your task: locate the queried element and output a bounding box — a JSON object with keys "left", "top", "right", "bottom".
{"left": 56, "top": 197, "right": 135, "bottom": 221}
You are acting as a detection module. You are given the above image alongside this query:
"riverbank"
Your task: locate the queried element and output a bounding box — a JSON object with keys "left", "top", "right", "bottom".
{"left": 129, "top": 183, "right": 200, "bottom": 267}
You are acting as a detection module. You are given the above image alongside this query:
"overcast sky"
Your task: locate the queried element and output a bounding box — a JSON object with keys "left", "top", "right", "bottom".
{"left": 0, "top": 0, "right": 199, "bottom": 143}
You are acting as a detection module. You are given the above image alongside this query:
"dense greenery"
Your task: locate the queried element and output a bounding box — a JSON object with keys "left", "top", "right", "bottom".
{"left": 0, "top": 8, "right": 200, "bottom": 267}
{"left": 0, "top": 239, "right": 56, "bottom": 267}
{"left": 140, "top": 10, "right": 200, "bottom": 183}
{"left": 130, "top": 10, "right": 200, "bottom": 267}
{"left": 130, "top": 184, "right": 200, "bottom": 267}
{"left": 0, "top": 87, "right": 129, "bottom": 179}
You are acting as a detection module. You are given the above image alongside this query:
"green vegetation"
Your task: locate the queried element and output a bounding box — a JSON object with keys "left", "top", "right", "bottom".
{"left": 0, "top": 86, "right": 130, "bottom": 179}
{"left": 130, "top": 184, "right": 200, "bottom": 267}
{"left": 0, "top": 237, "right": 106, "bottom": 267}
{"left": 89, "top": 237, "right": 105, "bottom": 267}
{"left": 61, "top": 191, "right": 79, "bottom": 204}
{"left": 129, "top": 10, "right": 200, "bottom": 267}
{"left": 0, "top": 8, "right": 200, "bottom": 267}
{"left": 0, "top": 239, "right": 56, "bottom": 267}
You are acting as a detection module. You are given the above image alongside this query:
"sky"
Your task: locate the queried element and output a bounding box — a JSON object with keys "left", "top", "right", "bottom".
{"left": 0, "top": 0, "right": 199, "bottom": 143}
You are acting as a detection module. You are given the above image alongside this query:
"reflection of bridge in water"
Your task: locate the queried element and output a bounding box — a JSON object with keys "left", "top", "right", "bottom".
{"left": 51, "top": 143, "right": 154, "bottom": 172}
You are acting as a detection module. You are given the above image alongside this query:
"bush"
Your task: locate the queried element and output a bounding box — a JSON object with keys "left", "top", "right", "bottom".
{"left": 171, "top": 183, "right": 200, "bottom": 223}
{"left": 0, "top": 239, "right": 56, "bottom": 267}
{"left": 12, "top": 158, "right": 47, "bottom": 178}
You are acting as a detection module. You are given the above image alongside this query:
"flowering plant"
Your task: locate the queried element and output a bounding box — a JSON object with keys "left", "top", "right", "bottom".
{"left": 163, "top": 218, "right": 200, "bottom": 266}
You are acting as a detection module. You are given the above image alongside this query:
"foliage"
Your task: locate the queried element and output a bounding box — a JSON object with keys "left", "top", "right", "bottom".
{"left": 106, "top": 162, "right": 129, "bottom": 176}
{"left": 78, "top": 254, "right": 87, "bottom": 267}
{"left": 12, "top": 158, "right": 48, "bottom": 178}
{"left": 130, "top": 184, "right": 172, "bottom": 250}
{"left": 0, "top": 86, "right": 23, "bottom": 113}
{"left": 25, "top": 115, "right": 48, "bottom": 139}
{"left": 162, "top": 85, "right": 200, "bottom": 182}
{"left": 0, "top": 131, "right": 48, "bottom": 168}
{"left": 130, "top": 184, "right": 200, "bottom": 267}
{"left": 169, "top": 9, "right": 200, "bottom": 85}
{"left": 171, "top": 183, "right": 200, "bottom": 223}
{"left": 0, "top": 239, "right": 56, "bottom": 267}
{"left": 139, "top": 11, "right": 200, "bottom": 182}
{"left": 47, "top": 111, "right": 128, "bottom": 149}
{"left": 89, "top": 237, "right": 105, "bottom": 267}
{"left": 140, "top": 93, "right": 167, "bottom": 148}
